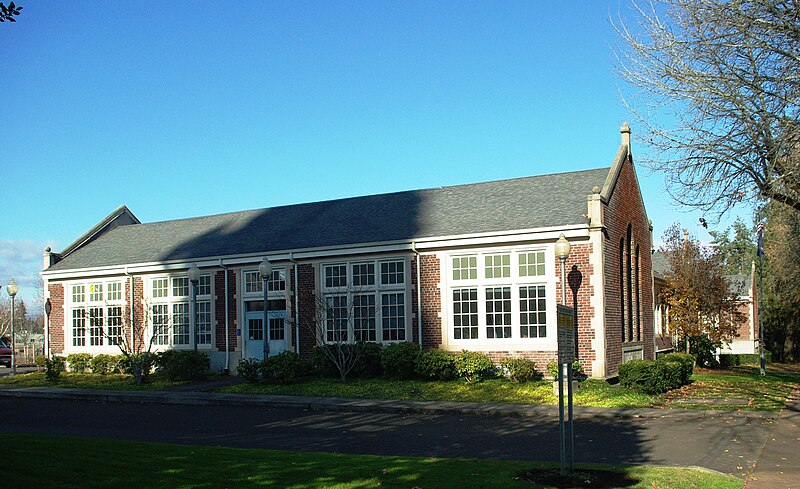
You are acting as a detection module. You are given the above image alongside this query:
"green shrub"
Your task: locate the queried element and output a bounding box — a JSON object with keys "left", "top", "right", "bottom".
{"left": 619, "top": 360, "right": 684, "bottom": 394}
{"left": 546, "top": 360, "right": 584, "bottom": 379}
{"left": 118, "top": 352, "right": 157, "bottom": 384}
{"left": 34, "top": 355, "right": 47, "bottom": 370}
{"left": 415, "top": 348, "right": 456, "bottom": 380}
{"left": 45, "top": 356, "right": 65, "bottom": 383}
{"left": 501, "top": 358, "right": 542, "bottom": 383}
{"left": 260, "top": 351, "right": 307, "bottom": 384}
{"left": 381, "top": 342, "right": 420, "bottom": 379}
{"left": 66, "top": 353, "right": 92, "bottom": 373}
{"left": 719, "top": 352, "right": 771, "bottom": 367}
{"left": 352, "top": 342, "right": 383, "bottom": 378}
{"left": 90, "top": 354, "right": 118, "bottom": 375}
{"left": 155, "top": 350, "right": 210, "bottom": 381}
{"left": 454, "top": 350, "right": 495, "bottom": 383}
{"left": 689, "top": 335, "right": 721, "bottom": 368}
{"left": 658, "top": 353, "right": 694, "bottom": 385}
{"left": 237, "top": 358, "right": 263, "bottom": 383}
{"left": 310, "top": 345, "right": 343, "bottom": 377}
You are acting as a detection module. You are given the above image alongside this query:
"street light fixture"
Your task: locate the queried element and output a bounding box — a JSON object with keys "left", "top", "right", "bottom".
{"left": 188, "top": 264, "right": 201, "bottom": 351}
{"left": 554, "top": 234, "right": 571, "bottom": 306}
{"left": 258, "top": 258, "right": 273, "bottom": 360}
{"left": 6, "top": 279, "right": 19, "bottom": 375}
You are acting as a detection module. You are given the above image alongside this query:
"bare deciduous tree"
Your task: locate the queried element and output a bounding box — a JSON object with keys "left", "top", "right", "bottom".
{"left": 614, "top": 0, "right": 800, "bottom": 217}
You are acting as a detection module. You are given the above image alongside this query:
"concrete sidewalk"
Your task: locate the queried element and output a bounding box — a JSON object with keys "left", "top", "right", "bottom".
{"left": 745, "top": 388, "right": 800, "bottom": 488}
{"left": 0, "top": 381, "right": 773, "bottom": 421}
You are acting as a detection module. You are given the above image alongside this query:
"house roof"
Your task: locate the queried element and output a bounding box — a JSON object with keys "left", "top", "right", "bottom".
{"left": 46, "top": 167, "right": 610, "bottom": 272}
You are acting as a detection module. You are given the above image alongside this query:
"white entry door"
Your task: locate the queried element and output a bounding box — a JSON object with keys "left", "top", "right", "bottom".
{"left": 244, "top": 309, "right": 287, "bottom": 360}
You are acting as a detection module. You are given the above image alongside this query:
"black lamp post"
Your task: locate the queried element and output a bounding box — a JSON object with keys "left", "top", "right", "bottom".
{"left": 44, "top": 298, "right": 52, "bottom": 359}
{"left": 6, "top": 279, "right": 19, "bottom": 375}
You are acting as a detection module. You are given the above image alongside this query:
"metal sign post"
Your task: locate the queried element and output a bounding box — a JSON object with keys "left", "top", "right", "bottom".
{"left": 557, "top": 304, "right": 575, "bottom": 475}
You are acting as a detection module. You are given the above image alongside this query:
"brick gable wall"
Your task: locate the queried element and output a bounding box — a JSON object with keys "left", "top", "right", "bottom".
{"left": 602, "top": 153, "right": 655, "bottom": 375}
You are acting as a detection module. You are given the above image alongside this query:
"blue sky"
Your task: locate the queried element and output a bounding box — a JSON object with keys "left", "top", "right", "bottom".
{"left": 1, "top": 1, "right": 749, "bottom": 307}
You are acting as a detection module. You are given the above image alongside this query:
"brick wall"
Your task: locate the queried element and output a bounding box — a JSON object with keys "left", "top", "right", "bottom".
{"left": 297, "top": 263, "right": 317, "bottom": 357}
{"left": 214, "top": 269, "right": 237, "bottom": 352}
{"left": 555, "top": 241, "right": 596, "bottom": 377}
{"left": 602, "top": 153, "right": 655, "bottom": 375}
{"left": 47, "top": 283, "right": 64, "bottom": 354}
{"left": 418, "top": 254, "right": 442, "bottom": 349}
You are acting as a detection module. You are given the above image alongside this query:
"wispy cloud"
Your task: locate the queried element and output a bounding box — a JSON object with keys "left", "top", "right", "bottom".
{"left": 0, "top": 240, "right": 54, "bottom": 306}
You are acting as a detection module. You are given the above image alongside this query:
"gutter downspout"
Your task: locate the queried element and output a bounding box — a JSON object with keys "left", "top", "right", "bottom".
{"left": 411, "top": 242, "right": 423, "bottom": 348}
{"left": 220, "top": 260, "right": 231, "bottom": 375}
{"left": 289, "top": 252, "right": 300, "bottom": 354}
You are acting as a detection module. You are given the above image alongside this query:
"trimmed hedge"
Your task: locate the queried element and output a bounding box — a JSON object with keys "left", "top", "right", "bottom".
{"left": 619, "top": 359, "right": 685, "bottom": 394}
{"left": 66, "top": 353, "right": 92, "bottom": 373}
{"left": 415, "top": 348, "right": 456, "bottom": 380}
{"left": 719, "top": 351, "right": 772, "bottom": 368}
{"left": 381, "top": 342, "right": 421, "bottom": 379}
{"left": 90, "top": 354, "right": 119, "bottom": 375}
{"left": 311, "top": 343, "right": 383, "bottom": 379}
{"left": 659, "top": 353, "right": 694, "bottom": 385}
{"left": 261, "top": 351, "right": 307, "bottom": 384}
{"left": 155, "top": 350, "right": 210, "bottom": 381}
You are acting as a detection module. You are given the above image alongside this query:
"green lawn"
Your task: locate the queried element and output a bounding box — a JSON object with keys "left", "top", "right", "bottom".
{"left": 2, "top": 363, "right": 797, "bottom": 411}
{"left": 1, "top": 433, "right": 742, "bottom": 489}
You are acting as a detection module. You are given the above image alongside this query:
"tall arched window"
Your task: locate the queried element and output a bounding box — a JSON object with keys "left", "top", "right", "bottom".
{"left": 635, "top": 244, "right": 641, "bottom": 342}
{"left": 620, "top": 238, "right": 626, "bottom": 342}
{"left": 626, "top": 224, "right": 633, "bottom": 343}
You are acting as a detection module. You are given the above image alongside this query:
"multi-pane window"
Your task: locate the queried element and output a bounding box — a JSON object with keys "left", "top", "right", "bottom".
{"left": 72, "top": 308, "right": 86, "bottom": 347}
{"left": 107, "top": 306, "right": 123, "bottom": 345}
{"left": 107, "top": 282, "right": 122, "bottom": 301}
{"left": 267, "top": 269, "right": 285, "bottom": 292}
{"left": 519, "top": 285, "right": 547, "bottom": 338}
{"left": 321, "top": 258, "right": 407, "bottom": 343}
{"left": 353, "top": 294, "right": 377, "bottom": 341}
{"left": 352, "top": 263, "right": 375, "bottom": 287}
{"left": 380, "top": 261, "right": 404, "bottom": 285}
{"left": 89, "top": 283, "right": 103, "bottom": 302}
{"left": 89, "top": 307, "right": 104, "bottom": 346}
{"left": 449, "top": 250, "right": 550, "bottom": 343}
{"left": 325, "top": 295, "right": 348, "bottom": 342}
{"left": 197, "top": 302, "right": 212, "bottom": 345}
{"left": 69, "top": 280, "right": 123, "bottom": 350}
{"left": 453, "top": 288, "right": 479, "bottom": 339}
{"left": 152, "top": 304, "right": 169, "bottom": 345}
{"left": 198, "top": 275, "right": 212, "bottom": 296}
{"left": 269, "top": 317, "right": 285, "bottom": 341}
{"left": 72, "top": 285, "right": 85, "bottom": 304}
{"left": 452, "top": 256, "right": 477, "bottom": 280}
{"left": 172, "top": 303, "right": 190, "bottom": 345}
{"left": 486, "top": 287, "right": 512, "bottom": 338}
{"left": 152, "top": 278, "right": 168, "bottom": 298}
{"left": 172, "top": 277, "right": 189, "bottom": 297}
{"left": 245, "top": 271, "right": 261, "bottom": 294}
{"left": 150, "top": 273, "right": 213, "bottom": 348}
{"left": 485, "top": 254, "right": 511, "bottom": 279}
{"left": 381, "top": 292, "right": 405, "bottom": 341}
{"left": 325, "top": 264, "right": 347, "bottom": 288}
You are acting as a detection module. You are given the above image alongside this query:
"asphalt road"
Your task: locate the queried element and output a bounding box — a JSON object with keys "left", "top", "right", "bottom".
{"left": 0, "top": 397, "right": 774, "bottom": 478}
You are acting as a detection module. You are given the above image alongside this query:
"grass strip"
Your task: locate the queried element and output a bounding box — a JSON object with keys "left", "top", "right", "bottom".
{"left": 1, "top": 433, "right": 741, "bottom": 489}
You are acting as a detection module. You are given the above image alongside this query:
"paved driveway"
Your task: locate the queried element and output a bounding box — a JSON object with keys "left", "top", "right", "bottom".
{"left": 0, "top": 396, "right": 773, "bottom": 479}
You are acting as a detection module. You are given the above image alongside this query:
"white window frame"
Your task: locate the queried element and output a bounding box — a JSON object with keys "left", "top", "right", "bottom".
{"left": 443, "top": 247, "right": 556, "bottom": 351}
{"left": 66, "top": 279, "right": 125, "bottom": 354}
{"left": 147, "top": 273, "right": 214, "bottom": 350}
{"left": 320, "top": 257, "right": 409, "bottom": 344}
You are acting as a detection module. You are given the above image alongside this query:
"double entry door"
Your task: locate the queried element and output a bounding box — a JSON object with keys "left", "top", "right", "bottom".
{"left": 244, "top": 300, "right": 287, "bottom": 360}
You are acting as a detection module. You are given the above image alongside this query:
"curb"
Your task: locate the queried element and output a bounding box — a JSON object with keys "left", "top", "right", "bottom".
{"left": 0, "top": 386, "right": 780, "bottom": 421}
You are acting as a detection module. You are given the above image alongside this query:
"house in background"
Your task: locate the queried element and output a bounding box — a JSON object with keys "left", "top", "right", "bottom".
{"left": 40, "top": 124, "right": 654, "bottom": 379}
{"left": 652, "top": 253, "right": 759, "bottom": 356}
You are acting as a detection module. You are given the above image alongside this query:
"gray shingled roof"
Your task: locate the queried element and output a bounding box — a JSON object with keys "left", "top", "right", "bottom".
{"left": 47, "top": 168, "right": 609, "bottom": 271}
